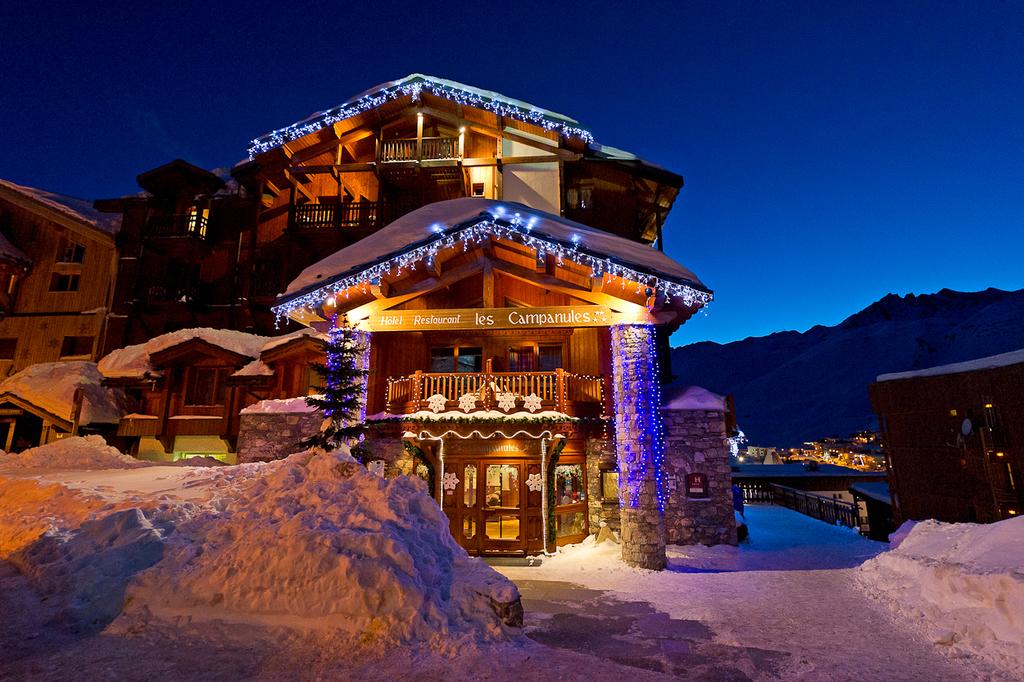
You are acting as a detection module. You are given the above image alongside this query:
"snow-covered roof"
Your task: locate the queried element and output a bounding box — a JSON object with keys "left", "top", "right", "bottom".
{"left": 876, "top": 348, "right": 1024, "bottom": 382}
{"left": 661, "top": 385, "right": 726, "bottom": 411}
{"left": 259, "top": 328, "right": 325, "bottom": 354}
{"left": 98, "top": 328, "right": 271, "bottom": 379}
{"left": 849, "top": 481, "right": 891, "bottom": 504}
{"left": 279, "top": 198, "right": 709, "bottom": 309}
{"left": 0, "top": 361, "right": 128, "bottom": 426}
{"left": 733, "top": 463, "right": 887, "bottom": 479}
{"left": 247, "top": 73, "right": 592, "bottom": 158}
{"left": 0, "top": 178, "right": 120, "bottom": 236}
{"left": 0, "top": 231, "right": 30, "bottom": 267}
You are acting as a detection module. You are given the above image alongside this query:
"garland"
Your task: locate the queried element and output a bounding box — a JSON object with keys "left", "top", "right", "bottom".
{"left": 367, "top": 414, "right": 578, "bottom": 426}
{"left": 402, "top": 439, "right": 435, "bottom": 496}
{"left": 545, "top": 437, "right": 569, "bottom": 551}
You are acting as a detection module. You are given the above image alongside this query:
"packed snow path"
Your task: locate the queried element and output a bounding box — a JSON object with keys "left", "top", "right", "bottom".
{"left": 498, "top": 506, "right": 991, "bottom": 681}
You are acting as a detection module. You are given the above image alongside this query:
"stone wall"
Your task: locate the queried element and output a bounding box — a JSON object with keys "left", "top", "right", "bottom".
{"left": 661, "top": 407, "right": 736, "bottom": 546}
{"left": 585, "top": 437, "right": 620, "bottom": 534}
{"left": 236, "top": 411, "right": 323, "bottom": 463}
{"left": 610, "top": 324, "right": 667, "bottom": 570}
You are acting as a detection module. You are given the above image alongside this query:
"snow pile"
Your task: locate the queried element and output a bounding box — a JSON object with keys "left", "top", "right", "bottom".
{"left": 661, "top": 385, "right": 726, "bottom": 411}
{"left": 0, "top": 442, "right": 521, "bottom": 652}
{"left": 241, "top": 396, "right": 317, "bottom": 414}
{"left": 98, "top": 328, "right": 270, "bottom": 378}
{"left": 857, "top": 517, "right": 1024, "bottom": 675}
{"left": 0, "top": 361, "right": 129, "bottom": 425}
{"left": 128, "top": 448, "right": 521, "bottom": 649}
{"left": 0, "top": 435, "right": 146, "bottom": 470}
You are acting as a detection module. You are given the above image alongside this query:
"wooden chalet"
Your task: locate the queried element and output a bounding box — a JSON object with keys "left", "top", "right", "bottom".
{"left": 274, "top": 198, "right": 712, "bottom": 556}
{"left": 100, "top": 329, "right": 323, "bottom": 462}
{"left": 232, "top": 74, "right": 685, "bottom": 333}
{"left": 0, "top": 179, "right": 120, "bottom": 376}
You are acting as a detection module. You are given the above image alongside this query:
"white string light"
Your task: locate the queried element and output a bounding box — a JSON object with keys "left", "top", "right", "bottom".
{"left": 248, "top": 77, "right": 594, "bottom": 158}
{"left": 273, "top": 210, "right": 713, "bottom": 322}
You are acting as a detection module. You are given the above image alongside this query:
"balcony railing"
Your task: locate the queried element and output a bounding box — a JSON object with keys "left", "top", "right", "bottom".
{"left": 147, "top": 213, "right": 209, "bottom": 239}
{"left": 289, "top": 200, "right": 418, "bottom": 232}
{"left": 386, "top": 369, "right": 605, "bottom": 417}
{"left": 380, "top": 136, "right": 459, "bottom": 163}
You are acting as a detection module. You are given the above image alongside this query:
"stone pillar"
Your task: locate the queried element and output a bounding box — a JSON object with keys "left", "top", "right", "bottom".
{"left": 237, "top": 409, "right": 323, "bottom": 463}
{"left": 586, "top": 437, "right": 620, "bottom": 534}
{"left": 661, "top": 403, "right": 737, "bottom": 546}
{"left": 610, "top": 324, "right": 667, "bottom": 570}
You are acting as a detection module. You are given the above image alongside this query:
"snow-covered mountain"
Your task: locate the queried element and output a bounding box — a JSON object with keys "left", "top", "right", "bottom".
{"left": 670, "top": 288, "right": 1024, "bottom": 446}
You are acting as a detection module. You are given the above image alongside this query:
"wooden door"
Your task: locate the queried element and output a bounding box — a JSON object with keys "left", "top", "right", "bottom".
{"left": 481, "top": 461, "right": 526, "bottom": 554}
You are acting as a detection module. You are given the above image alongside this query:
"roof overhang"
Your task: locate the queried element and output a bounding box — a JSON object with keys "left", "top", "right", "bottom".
{"left": 273, "top": 201, "right": 712, "bottom": 327}
{"left": 246, "top": 73, "right": 595, "bottom": 159}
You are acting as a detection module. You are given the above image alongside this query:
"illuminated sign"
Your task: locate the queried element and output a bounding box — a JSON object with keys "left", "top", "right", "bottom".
{"left": 363, "top": 305, "right": 646, "bottom": 331}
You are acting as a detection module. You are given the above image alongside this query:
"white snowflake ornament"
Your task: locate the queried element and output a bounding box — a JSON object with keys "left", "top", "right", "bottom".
{"left": 442, "top": 472, "right": 459, "bottom": 492}
{"left": 427, "top": 393, "right": 447, "bottom": 413}
{"left": 496, "top": 392, "right": 517, "bottom": 411}
{"left": 523, "top": 393, "right": 543, "bottom": 413}
{"left": 458, "top": 393, "right": 478, "bottom": 412}
{"left": 526, "top": 473, "right": 543, "bottom": 492}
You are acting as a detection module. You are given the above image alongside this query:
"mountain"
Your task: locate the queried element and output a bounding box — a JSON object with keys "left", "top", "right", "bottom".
{"left": 670, "top": 288, "right": 1024, "bottom": 446}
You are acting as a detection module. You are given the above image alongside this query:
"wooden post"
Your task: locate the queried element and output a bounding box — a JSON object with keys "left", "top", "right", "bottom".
{"left": 555, "top": 368, "right": 565, "bottom": 412}
{"left": 413, "top": 370, "right": 423, "bottom": 409}
{"left": 416, "top": 112, "right": 424, "bottom": 163}
{"left": 458, "top": 127, "right": 465, "bottom": 160}
{"left": 69, "top": 387, "right": 84, "bottom": 436}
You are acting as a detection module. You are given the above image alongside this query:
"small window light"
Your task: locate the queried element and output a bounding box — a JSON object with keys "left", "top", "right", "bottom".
{"left": 1009, "top": 509, "right": 1018, "bottom": 516}
{"left": 996, "top": 452, "right": 1005, "bottom": 458}
{"left": 949, "top": 409, "right": 958, "bottom": 416}
{"left": 985, "top": 403, "right": 994, "bottom": 409}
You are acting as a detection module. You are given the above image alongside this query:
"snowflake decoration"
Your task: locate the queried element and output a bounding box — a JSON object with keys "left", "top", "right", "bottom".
{"left": 427, "top": 393, "right": 447, "bottom": 413}
{"left": 442, "top": 472, "right": 459, "bottom": 492}
{"left": 523, "top": 393, "right": 543, "bottom": 413}
{"left": 496, "top": 392, "right": 517, "bottom": 411}
{"left": 458, "top": 393, "right": 478, "bottom": 412}
{"left": 526, "top": 473, "right": 543, "bottom": 492}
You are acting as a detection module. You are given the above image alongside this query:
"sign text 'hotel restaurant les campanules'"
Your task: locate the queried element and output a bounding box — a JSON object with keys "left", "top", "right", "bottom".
{"left": 362, "top": 305, "right": 649, "bottom": 332}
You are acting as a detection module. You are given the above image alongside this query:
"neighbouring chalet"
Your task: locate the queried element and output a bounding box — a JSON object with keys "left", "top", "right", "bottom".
{"left": 98, "top": 328, "right": 323, "bottom": 462}
{"left": 0, "top": 179, "right": 120, "bottom": 376}
{"left": 871, "top": 349, "right": 1024, "bottom": 524}
{"left": 0, "top": 361, "right": 127, "bottom": 450}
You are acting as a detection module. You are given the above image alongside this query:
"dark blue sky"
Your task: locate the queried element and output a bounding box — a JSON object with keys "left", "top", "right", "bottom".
{"left": 2, "top": 1, "right": 1022, "bottom": 345}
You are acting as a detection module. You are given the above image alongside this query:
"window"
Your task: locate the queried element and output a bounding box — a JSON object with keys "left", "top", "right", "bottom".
{"left": 566, "top": 184, "right": 593, "bottom": 210}
{"left": 49, "top": 273, "right": 80, "bottom": 292}
{"left": 184, "top": 367, "right": 228, "bottom": 406}
{"left": 59, "top": 336, "right": 93, "bottom": 358}
{"left": 600, "top": 470, "right": 619, "bottom": 501}
{"left": 0, "top": 338, "right": 16, "bottom": 360}
{"left": 539, "top": 345, "right": 563, "bottom": 371}
{"left": 554, "top": 464, "right": 585, "bottom": 505}
{"left": 56, "top": 238, "right": 86, "bottom": 264}
{"left": 187, "top": 206, "right": 209, "bottom": 238}
{"left": 430, "top": 346, "right": 482, "bottom": 373}
{"left": 472, "top": 182, "right": 485, "bottom": 197}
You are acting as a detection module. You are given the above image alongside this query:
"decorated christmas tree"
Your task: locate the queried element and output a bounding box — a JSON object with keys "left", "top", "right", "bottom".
{"left": 304, "top": 316, "right": 369, "bottom": 452}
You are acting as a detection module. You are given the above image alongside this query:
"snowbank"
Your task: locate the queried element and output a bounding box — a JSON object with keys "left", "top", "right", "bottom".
{"left": 857, "top": 517, "right": 1024, "bottom": 675}
{"left": 0, "top": 361, "right": 128, "bottom": 425}
{"left": 0, "top": 443, "right": 521, "bottom": 653}
{"left": 0, "top": 435, "right": 145, "bottom": 470}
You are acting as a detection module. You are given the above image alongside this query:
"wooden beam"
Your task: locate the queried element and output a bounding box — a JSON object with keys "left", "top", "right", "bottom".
{"left": 283, "top": 169, "right": 315, "bottom": 202}
{"left": 287, "top": 163, "right": 376, "bottom": 175}
{"left": 491, "top": 259, "right": 648, "bottom": 314}
{"left": 482, "top": 261, "right": 495, "bottom": 307}
{"left": 290, "top": 128, "right": 375, "bottom": 165}
{"left": 346, "top": 261, "right": 485, "bottom": 321}
{"left": 370, "top": 278, "right": 391, "bottom": 298}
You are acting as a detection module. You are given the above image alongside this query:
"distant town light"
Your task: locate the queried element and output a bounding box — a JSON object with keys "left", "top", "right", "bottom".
{"left": 984, "top": 403, "right": 994, "bottom": 408}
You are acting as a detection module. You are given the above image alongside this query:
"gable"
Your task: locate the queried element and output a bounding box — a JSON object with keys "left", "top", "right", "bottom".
{"left": 149, "top": 337, "right": 256, "bottom": 369}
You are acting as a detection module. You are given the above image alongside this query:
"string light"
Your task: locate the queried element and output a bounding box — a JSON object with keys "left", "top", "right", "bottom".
{"left": 248, "top": 76, "right": 594, "bottom": 158}
{"left": 273, "top": 210, "right": 713, "bottom": 322}
{"left": 610, "top": 324, "right": 668, "bottom": 513}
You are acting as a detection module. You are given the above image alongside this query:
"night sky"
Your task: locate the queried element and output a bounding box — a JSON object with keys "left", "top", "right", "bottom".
{"left": 2, "top": 1, "right": 1022, "bottom": 345}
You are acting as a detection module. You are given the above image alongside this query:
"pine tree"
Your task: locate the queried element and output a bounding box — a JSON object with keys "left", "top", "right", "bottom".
{"left": 304, "top": 317, "right": 369, "bottom": 452}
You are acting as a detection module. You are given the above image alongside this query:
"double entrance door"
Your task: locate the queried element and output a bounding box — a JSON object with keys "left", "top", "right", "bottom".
{"left": 443, "top": 456, "right": 544, "bottom": 556}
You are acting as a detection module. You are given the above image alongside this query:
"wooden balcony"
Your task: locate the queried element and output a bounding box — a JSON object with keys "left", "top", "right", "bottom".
{"left": 386, "top": 369, "right": 605, "bottom": 418}
{"left": 288, "top": 200, "right": 419, "bottom": 233}
{"left": 379, "top": 136, "right": 459, "bottom": 163}
{"left": 146, "top": 213, "right": 209, "bottom": 239}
